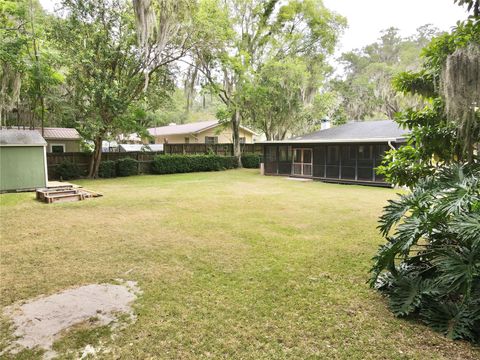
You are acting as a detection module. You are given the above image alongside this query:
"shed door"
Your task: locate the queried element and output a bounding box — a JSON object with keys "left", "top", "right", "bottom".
{"left": 292, "top": 148, "right": 312, "bottom": 176}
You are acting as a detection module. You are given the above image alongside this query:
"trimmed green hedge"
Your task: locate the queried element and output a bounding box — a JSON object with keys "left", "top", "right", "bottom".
{"left": 98, "top": 160, "right": 116, "bottom": 178}
{"left": 241, "top": 154, "right": 262, "bottom": 168}
{"left": 54, "top": 154, "right": 259, "bottom": 180}
{"left": 152, "top": 155, "right": 238, "bottom": 174}
{"left": 56, "top": 161, "right": 82, "bottom": 180}
{"left": 116, "top": 157, "right": 138, "bottom": 177}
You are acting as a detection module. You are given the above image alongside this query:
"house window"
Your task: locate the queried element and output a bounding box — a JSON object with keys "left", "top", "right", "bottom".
{"left": 205, "top": 136, "right": 218, "bottom": 144}
{"left": 185, "top": 137, "right": 190, "bottom": 144}
{"left": 51, "top": 144, "right": 65, "bottom": 153}
{"left": 239, "top": 137, "right": 246, "bottom": 144}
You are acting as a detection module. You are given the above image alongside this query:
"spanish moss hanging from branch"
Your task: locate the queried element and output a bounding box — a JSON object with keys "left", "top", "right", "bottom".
{"left": 132, "top": 0, "right": 194, "bottom": 91}
{"left": 132, "top": 0, "right": 157, "bottom": 50}
{"left": 441, "top": 43, "right": 480, "bottom": 162}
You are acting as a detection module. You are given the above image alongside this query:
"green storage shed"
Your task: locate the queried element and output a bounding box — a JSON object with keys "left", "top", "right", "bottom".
{"left": 0, "top": 129, "right": 48, "bottom": 192}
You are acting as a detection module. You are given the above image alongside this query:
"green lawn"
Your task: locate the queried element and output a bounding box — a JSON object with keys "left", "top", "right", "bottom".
{"left": 1, "top": 169, "right": 479, "bottom": 359}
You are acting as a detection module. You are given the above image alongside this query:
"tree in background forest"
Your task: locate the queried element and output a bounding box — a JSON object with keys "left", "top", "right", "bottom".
{"left": 186, "top": 0, "right": 345, "bottom": 163}
{"left": 51, "top": 0, "right": 190, "bottom": 177}
{"left": 2, "top": 0, "right": 346, "bottom": 171}
{"left": 328, "top": 25, "right": 439, "bottom": 123}
{"left": 0, "top": 0, "right": 64, "bottom": 131}
{"left": 370, "top": 0, "right": 480, "bottom": 343}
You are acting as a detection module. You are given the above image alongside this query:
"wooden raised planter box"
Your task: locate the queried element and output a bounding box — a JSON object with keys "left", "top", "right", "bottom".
{"left": 36, "top": 187, "right": 102, "bottom": 204}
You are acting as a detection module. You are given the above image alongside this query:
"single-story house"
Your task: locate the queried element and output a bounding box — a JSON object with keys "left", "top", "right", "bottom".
{"left": 38, "top": 127, "right": 82, "bottom": 153}
{"left": 261, "top": 120, "right": 408, "bottom": 187}
{"left": 147, "top": 120, "right": 258, "bottom": 144}
{"left": 0, "top": 129, "right": 48, "bottom": 192}
{"left": 119, "top": 144, "right": 164, "bottom": 152}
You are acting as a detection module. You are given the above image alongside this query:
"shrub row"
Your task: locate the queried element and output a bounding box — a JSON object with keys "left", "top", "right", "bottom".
{"left": 55, "top": 161, "right": 84, "bottom": 180}
{"left": 97, "top": 157, "right": 138, "bottom": 178}
{"left": 56, "top": 157, "right": 138, "bottom": 179}
{"left": 116, "top": 158, "right": 138, "bottom": 177}
{"left": 152, "top": 155, "right": 238, "bottom": 174}
{"left": 98, "top": 161, "right": 116, "bottom": 178}
{"left": 241, "top": 154, "right": 262, "bottom": 169}
{"left": 55, "top": 154, "right": 261, "bottom": 179}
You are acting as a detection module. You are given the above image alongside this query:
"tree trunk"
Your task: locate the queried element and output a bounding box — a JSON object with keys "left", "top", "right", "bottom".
{"left": 40, "top": 96, "right": 45, "bottom": 137}
{"left": 231, "top": 109, "right": 242, "bottom": 168}
{"left": 88, "top": 136, "right": 103, "bottom": 178}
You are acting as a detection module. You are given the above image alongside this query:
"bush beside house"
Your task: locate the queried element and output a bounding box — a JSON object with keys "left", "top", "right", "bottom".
{"left": 241, "top": 154, "right": 262, "bottom": 169}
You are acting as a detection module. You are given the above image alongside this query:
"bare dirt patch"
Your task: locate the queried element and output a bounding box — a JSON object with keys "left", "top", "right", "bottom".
{"left": 2, "top": 281, "right": 138, "bottom": 358}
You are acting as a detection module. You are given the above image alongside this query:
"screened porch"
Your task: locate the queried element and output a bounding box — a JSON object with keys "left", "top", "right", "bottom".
{"left": 263, "top": 143, "right": 393, "bottom": 186}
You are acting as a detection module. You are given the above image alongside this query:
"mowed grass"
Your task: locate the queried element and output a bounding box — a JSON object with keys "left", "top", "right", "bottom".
{"left": 0, "top": 169, "right": 478, "bottom": 359}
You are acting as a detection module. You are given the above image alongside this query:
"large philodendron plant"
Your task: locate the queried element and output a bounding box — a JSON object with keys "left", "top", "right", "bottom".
{"left": 370, "top": 163, "right": 480, "bottom": 341}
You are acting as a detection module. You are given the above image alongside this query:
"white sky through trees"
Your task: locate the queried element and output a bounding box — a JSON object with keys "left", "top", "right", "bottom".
{"left": 39, "top": 0, "right": 467, "bottom": 53}
{"left": 323, "top": 0, "right": 466, "bottom": 52}
{"left": 39, "top": 0, "right": 467, "bottom": 77}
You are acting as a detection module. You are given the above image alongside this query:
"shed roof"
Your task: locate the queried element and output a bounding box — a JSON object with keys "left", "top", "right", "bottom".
{"left": 263, "top": 120, "right": 409, "bottom": 144}
{"left": 37, "top": 127, "right": 81, "bottom": 140}
{"left": 0, "top": 129, "right": 47, "bottom": 146}
{"left": 148, "top": 120, "right": 257, "bottom": 137}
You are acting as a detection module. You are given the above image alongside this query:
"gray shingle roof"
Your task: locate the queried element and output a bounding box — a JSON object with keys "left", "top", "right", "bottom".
{"left": 0, "top": 129, "right": 47, "bottom": 146}
{"left": 288, "top": 120, "right": 408, "bottom": 143}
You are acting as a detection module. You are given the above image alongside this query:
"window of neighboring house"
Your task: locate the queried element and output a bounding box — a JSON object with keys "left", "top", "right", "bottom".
{"left": 239, "top": 137, "right": 246, "bottom": 144}
{"left": 51, "top": 144, "right": 65, "bottom": 153}
{"left": 185, "top": 137, "right": 190, "bottom": 143}
{"left": 205, "top": 136, "right": 218, "bottom": 144}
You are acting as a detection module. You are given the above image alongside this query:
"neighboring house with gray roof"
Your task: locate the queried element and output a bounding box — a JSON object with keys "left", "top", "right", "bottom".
{"left": 147, "top": 120, "right": 258, "bottom": 144}
{"left": 261, "top": 120, "right": 409, "bottom": 186}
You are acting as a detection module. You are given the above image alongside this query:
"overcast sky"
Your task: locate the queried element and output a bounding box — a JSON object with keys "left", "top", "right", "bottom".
{"left": 323, "top": 0, "right": 467, "bottom": 53}
{"left": 39, "top": 0, "right": 467, "bottom": 53}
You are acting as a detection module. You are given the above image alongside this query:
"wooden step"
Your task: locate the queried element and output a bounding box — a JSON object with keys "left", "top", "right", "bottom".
{"left": 36, "top": 189, "right": 77, "bottom": 201}
{"left": 45, "top": 192, "right": 85, "bottom": 204}
{"left": 36, "top": 187, "right": 102, "bottom": 204}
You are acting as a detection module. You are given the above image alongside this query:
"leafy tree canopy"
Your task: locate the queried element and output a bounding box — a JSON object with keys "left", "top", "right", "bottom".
{"left": 327, "top": 25, "right": 440, "bottom": 123}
